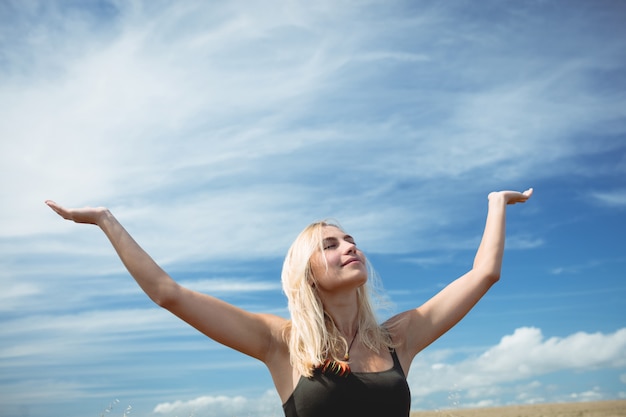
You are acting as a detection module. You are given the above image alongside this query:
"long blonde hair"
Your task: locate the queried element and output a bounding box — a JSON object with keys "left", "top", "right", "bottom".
{"left": 281, "top": 221, "right": 393, "bottom": 377}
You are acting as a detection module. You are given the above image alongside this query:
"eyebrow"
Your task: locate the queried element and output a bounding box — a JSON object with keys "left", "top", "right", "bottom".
{"left": 322, "top": 234, "right": 355, "bottom": 244}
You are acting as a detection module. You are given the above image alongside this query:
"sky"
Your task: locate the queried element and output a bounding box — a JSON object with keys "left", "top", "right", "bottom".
{"left": 1, "top": 0, "right": 625, "bottom": 416}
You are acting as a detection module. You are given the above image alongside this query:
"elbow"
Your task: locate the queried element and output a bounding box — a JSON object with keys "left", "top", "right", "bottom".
{"left": 485, "top": 271, "right": 501, "bottom": 284}
{"left": 153, "top": 294, "right": 171, "bottom": 309}
{"left": 151, "top": 280, "right": 181, "bottom": 310}
{"left": 473, "top": 264, "right": 501, "bottom": 285}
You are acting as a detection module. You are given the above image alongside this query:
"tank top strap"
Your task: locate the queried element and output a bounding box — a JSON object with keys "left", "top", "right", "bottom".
{"left": 389, "top": 348, "right": 406, "bottom": 377}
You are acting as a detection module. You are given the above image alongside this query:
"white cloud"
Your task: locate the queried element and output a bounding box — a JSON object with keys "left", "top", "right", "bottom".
{"left": 181, "top": 278, "right": 282, "bottom": 294}
{"left": 3, "top": 0, "right": 623, "bottom": 254}
{"left": 153, "top": 389, "right": 282, "bottom": 417}
{"left": 514, "top": 380, "right": 545, "bottom": 404}
{"left": 0, "top": 379, "right": 98, "bottom": 405}
{"left": 548, "top": 257, "right": 624, "bottom": 277}
{"left": 506, "top": 235, "right": 545, "bottom": 250}
{"left": 409, "top": 327, "right": 626, "bottom": 401}
{"left": 0, "top": 2, "right": 353, "bottom": 239}
{"left": 591, "top": 190, "right": 626, "bottom": 208}
{"left": 568, "top": 386, "right": 604, "bottom": 402}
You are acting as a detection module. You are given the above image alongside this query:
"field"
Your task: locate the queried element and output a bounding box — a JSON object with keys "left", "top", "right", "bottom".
{"left": 410, "top": 400, "right": 626, "bottom": 417}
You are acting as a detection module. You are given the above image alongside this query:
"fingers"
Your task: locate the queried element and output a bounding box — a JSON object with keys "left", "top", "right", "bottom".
{"left": 45, "top": 200, "right": 74, "bottom": 221}
{"left": 509, "top": 188, "right": 533, "bottom": 204}
{"left": 519, "top": 188, "right": 534, "bottom": 202}
{"left": 46, "top": 201, "right": 108, "bottom": 225}
{"left": 490, "top": 188, "right": 534, "bottom": 205}
{"left": 45, "top": 200, "right": 63, "bottom": 215}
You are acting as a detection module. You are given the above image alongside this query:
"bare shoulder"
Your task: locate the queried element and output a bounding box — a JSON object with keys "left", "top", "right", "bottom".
{"left": 384, "top": 308, "right": 429, "bottom": 361}
{"left": 384, "top": 311, "right": 414, "bottom": 350}
{"left": 383, "top": 311, "right": 419, "bottom": 374}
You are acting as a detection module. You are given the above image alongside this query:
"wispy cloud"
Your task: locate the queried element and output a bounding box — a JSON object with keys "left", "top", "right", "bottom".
{"left": 1, "top": 1, "right": 625, "bottom": 416}
{"left": 181, "top": 278, "right": 282, "bottom": 294}
{"left": 590, "top": 189, "right": 626, "bottom": 208}
{"left": 549, "top": 256, "right": 626, "bottom": 276}
{"left": 2, "top": 0, "right": 624, "bottom": 250}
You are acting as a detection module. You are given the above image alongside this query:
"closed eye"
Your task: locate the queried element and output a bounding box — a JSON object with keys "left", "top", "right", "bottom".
{"left": 322, "top": 235, "right": 357, "bottom": 250}
{"left": 322, "top": 237, "right": 339, "bottom": 250}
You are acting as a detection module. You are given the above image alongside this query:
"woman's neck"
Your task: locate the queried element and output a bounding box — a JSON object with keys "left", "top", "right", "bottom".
{"left": 322, "top": 292, "right": 360, "bottom": 338}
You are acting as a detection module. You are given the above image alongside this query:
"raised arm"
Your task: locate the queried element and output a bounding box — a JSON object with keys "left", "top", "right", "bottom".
{"left": 45, "top": 201, "right": 285, "bottom": 362}
{"left": 391, "top": 189, "right": 533, "bottom": 362}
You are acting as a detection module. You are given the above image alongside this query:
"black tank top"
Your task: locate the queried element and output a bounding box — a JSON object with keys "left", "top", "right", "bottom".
{"left": 282, "top": 349, "right": 411, "bottom": 417}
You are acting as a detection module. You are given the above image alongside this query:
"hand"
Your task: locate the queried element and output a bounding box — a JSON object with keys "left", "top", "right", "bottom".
{"left": 45, "top": 200, "right": 109, "bottom": 225}
{"left": 488, "top": 188, "right": 533, "bottom": 205}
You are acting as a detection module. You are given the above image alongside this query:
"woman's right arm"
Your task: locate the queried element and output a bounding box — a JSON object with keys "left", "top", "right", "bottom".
{"left": 45, "top": 201, "right": 285, "bottom": 362}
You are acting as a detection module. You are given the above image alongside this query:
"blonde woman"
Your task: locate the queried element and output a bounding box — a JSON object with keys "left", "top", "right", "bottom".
{"left": 46, "top": 188, "right": 533, "bottom": 417}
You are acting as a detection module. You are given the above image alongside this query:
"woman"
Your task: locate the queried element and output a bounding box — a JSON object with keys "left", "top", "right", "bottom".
{"left": 46, "top": 188, "right": 533, "bottom": 417}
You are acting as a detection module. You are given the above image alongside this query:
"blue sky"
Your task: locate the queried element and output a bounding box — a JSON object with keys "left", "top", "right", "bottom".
{"left": 1, "top": 1, "right": 625, "bottom": 416}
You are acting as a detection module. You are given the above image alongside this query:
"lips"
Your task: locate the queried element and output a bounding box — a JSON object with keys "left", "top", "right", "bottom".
{"left": 342, "top": 258, "right": 361, "bottom": 266}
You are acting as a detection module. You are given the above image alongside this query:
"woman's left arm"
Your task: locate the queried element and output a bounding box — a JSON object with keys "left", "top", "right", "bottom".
{"left": 395, "top": 188, "right": 533, "bottom": 359}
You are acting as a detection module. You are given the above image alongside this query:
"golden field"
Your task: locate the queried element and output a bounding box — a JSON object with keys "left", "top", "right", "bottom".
{"left": 410, "top": 400, "right": 626, "bottom": 417}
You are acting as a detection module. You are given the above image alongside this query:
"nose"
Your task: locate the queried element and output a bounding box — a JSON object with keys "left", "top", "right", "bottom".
{"left": 343, "top": 241, "right": 357, "bottom": 254}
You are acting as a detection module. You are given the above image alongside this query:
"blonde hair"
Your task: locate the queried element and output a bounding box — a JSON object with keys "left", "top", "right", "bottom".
{"left": 281, "top": 221, "right": 393, "bottom": 377}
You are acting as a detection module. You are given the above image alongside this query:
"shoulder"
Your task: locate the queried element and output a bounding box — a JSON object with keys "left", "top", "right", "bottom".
{"left": 383, "top": 309, "right": 424, "bottom": 354}
{"left": 383, "top": 312, "right": 412, "bottom": 347}
{"left": 382, "top": 311, "right": 423, "bottom": 374}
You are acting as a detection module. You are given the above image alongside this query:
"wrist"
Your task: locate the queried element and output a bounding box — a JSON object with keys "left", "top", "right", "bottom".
{"left": 96, "top": 208, "right": 114, "bottom": 227}
{"left": 488, "top": 192, "right": 506, "bottom": 204}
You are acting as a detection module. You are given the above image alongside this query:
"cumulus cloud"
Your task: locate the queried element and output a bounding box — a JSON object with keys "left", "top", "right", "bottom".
{"left": 409, "top": 327, "right": 626, "bottom": 403}
{"left": 153, "top": 389, "right": 282, "bottom": 417}
{"left": 568, "top": 387, "right": 605, "bottom": 402}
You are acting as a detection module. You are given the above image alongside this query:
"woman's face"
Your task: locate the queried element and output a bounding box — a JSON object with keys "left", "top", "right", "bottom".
{"left": 309, "top": 225, "right": 367, "bottom": 293}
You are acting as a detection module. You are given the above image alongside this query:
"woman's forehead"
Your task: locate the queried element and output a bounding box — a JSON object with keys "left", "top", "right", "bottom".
{"left": 321, "top": 224, "right": 349, "bottom": 238}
